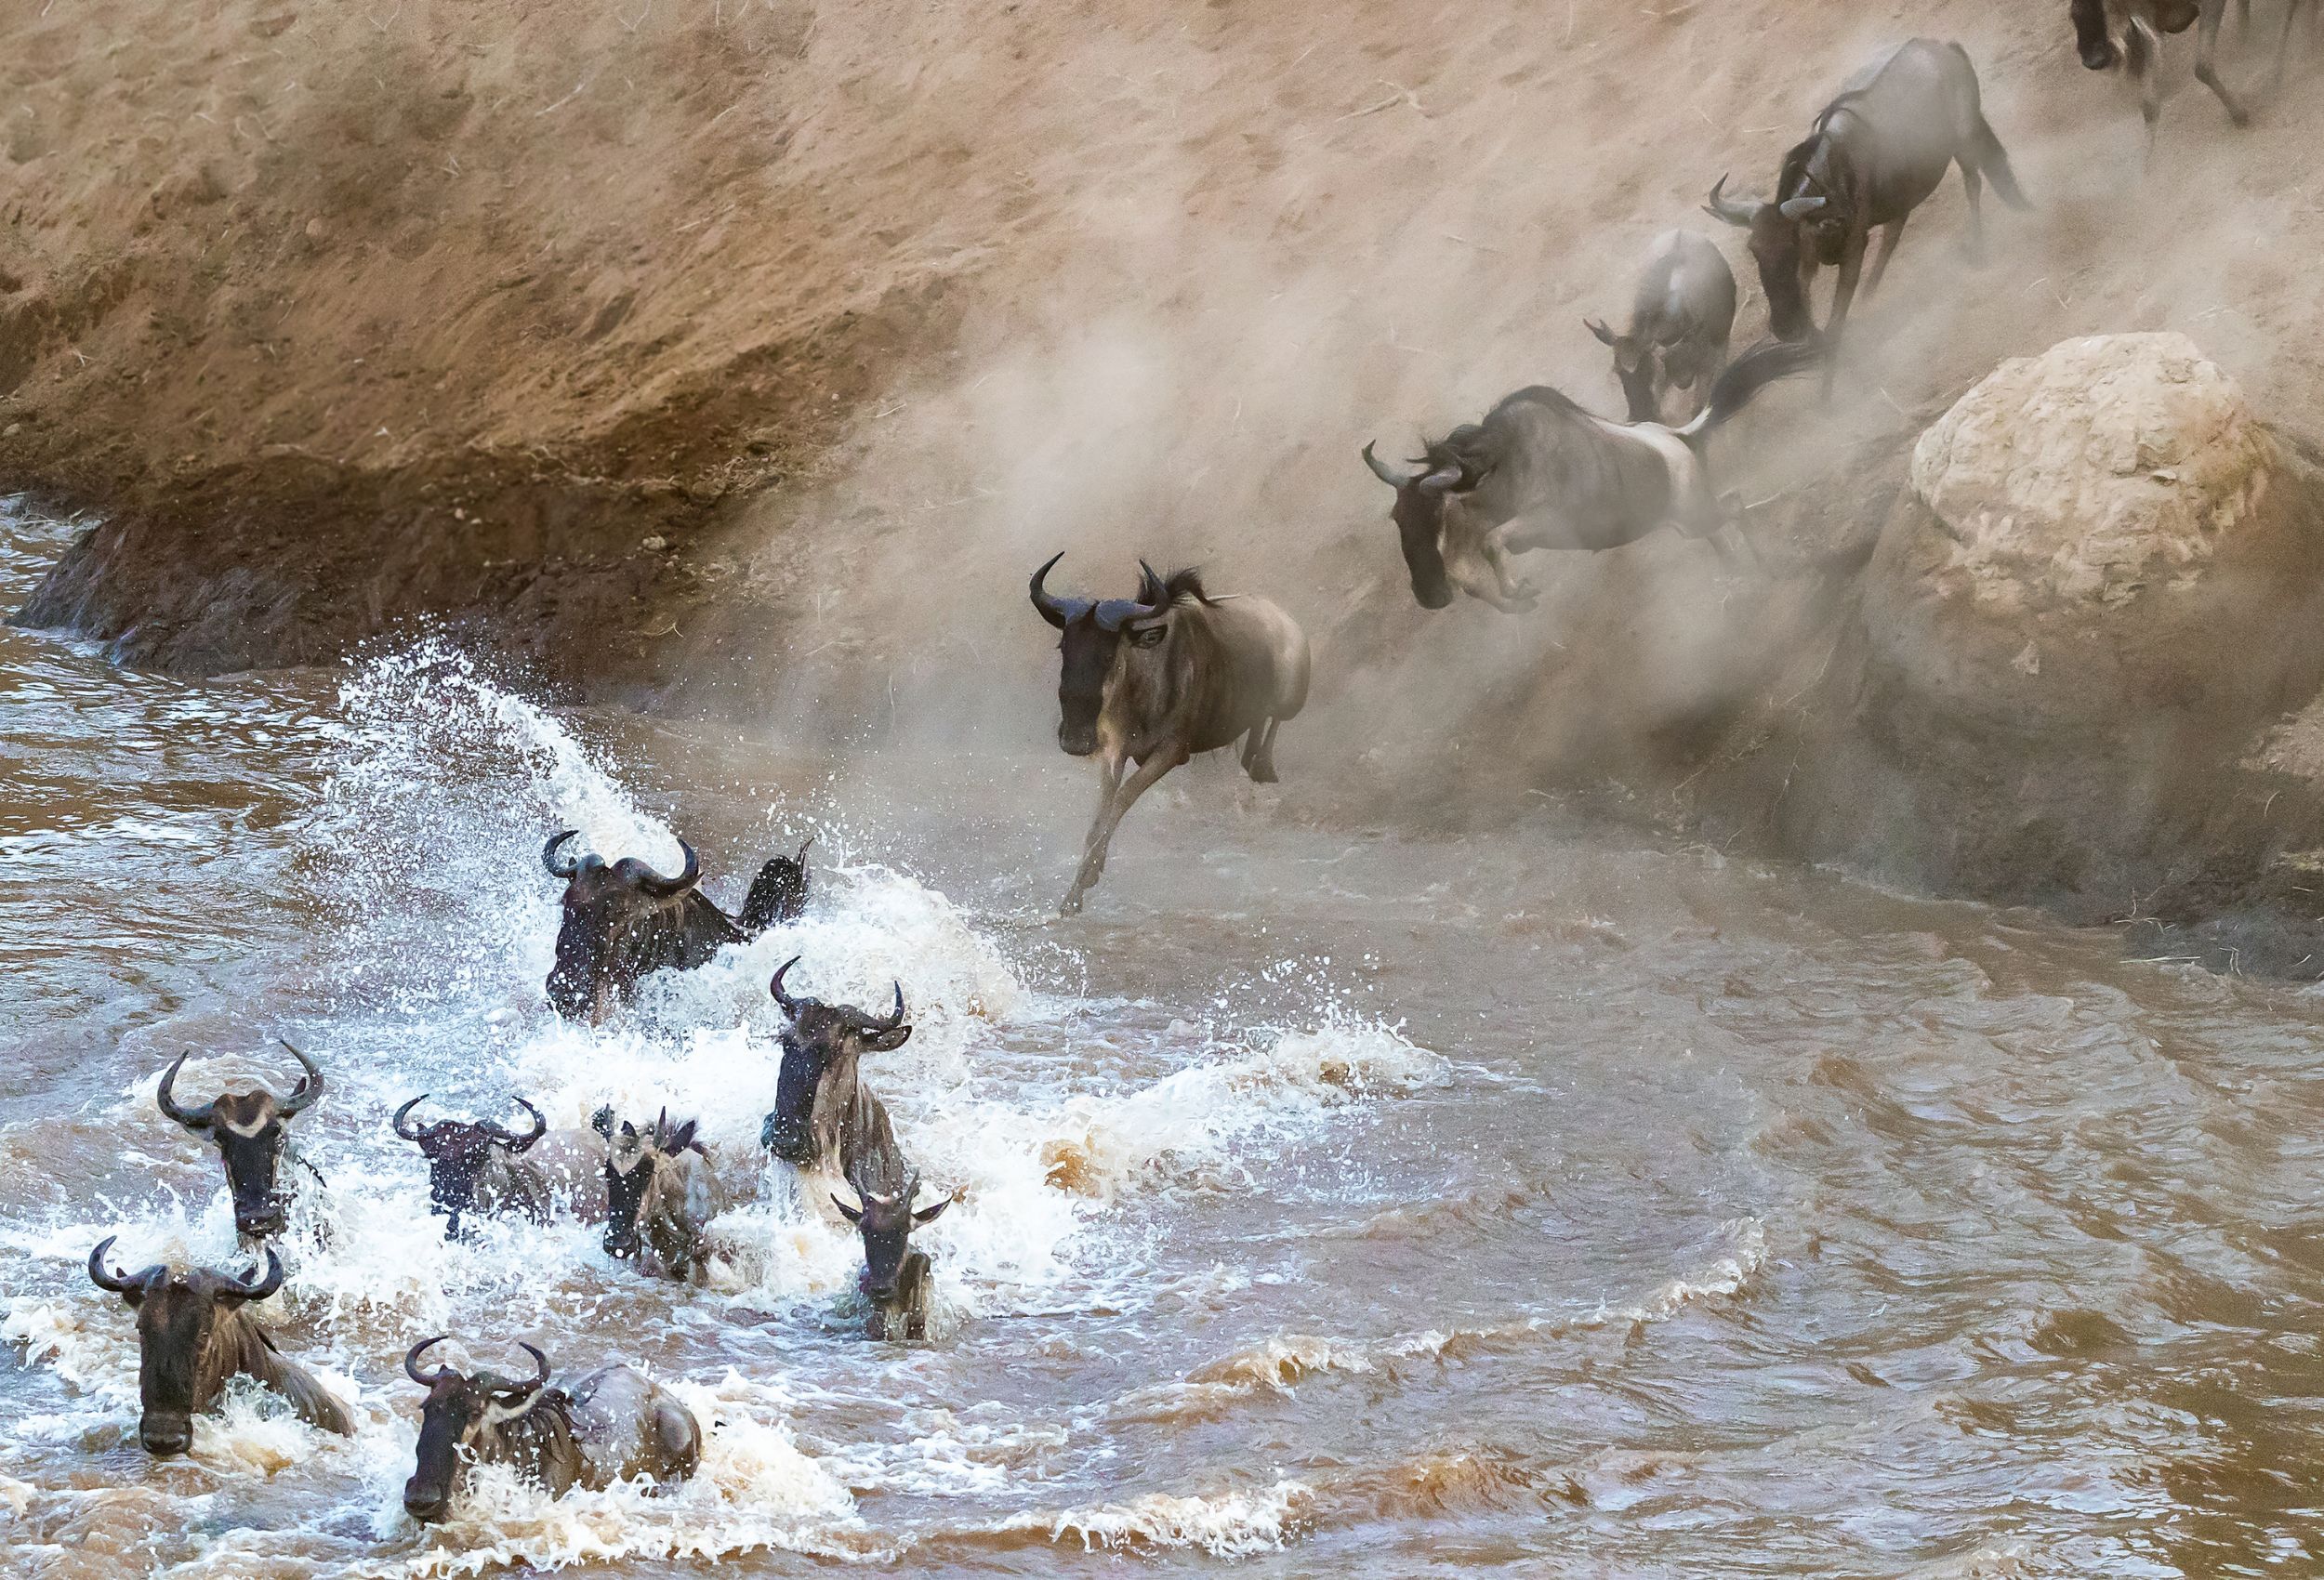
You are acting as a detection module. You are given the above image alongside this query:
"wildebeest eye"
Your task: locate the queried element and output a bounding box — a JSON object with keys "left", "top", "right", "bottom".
{"left": 1129, "top": 625, "right": 1166, "bottom": 648}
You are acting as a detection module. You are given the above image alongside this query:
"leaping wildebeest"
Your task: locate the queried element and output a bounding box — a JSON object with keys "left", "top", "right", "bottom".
{"left": 761, "top": 957, "right": 913, "bottom": 1186}
{"left": 1029, "top": 557, "right": 1311, "bottom": 915}
{"left": 400, "top": 1336, "right": 701, "bottom": 1523}
{"left": 2071, "top": 0, "right": 2308, "bottom": 140}
{"left": 542, "top": 830, "right": 813, "bottom": 1021}
{"left": 393, "top": 1095, "right": 608, "bottom": 1238}
{"left": 1586, "top": 230, "right": 1737, "bottom": 423}
{"left": 1706, "top": 39, "right": 2027, "bottom": 357}
{"left": 87, "top": 1237, "right": 353, "bottom": 1455}
{"left": 155, "top": 1042, "right": 324, "bottom": 1240}
{"left": 1363, "top": 338, "right": 1823, "bottom": 612}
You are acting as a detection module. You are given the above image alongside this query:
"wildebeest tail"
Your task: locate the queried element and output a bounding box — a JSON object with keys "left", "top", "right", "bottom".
{"left": 1673, "top": 338, "right": 1824, "bottom": 444}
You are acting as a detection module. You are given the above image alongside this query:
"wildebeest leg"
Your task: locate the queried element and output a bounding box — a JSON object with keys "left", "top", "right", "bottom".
{"left": 2194, "top": 0, "right": 2253, "bottom": 124}
{"left": 1060, "top": 756, "right": 1126, "bottom": 915}
{"left": 1244, "top": 718, "right": 1283, "bottom": 784}
{"left": 1818, "top": 224, "right": 1870, "bottom": 396}
{"left": 1062, "top": 747, "right": 1186, "bottom": 915}
{"left": 2278, "top": 0, "right": 2311, "bottom": 87}
{"left": 2126, "top": 18, "right": 2163, "bottom": 157}
{"left": 1479, "top": 533, "right": 1538, "bottom": 610}
{"left": 1864, "top": 216, "right": 1910, "bottom": 293}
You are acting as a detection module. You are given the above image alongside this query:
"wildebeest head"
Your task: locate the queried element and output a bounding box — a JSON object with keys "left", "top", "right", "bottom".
{"left": 393, "top": 1095, "right": 547, "bottom": 1237}
{"left": 87, "top": 1237, "right": 284, "bottom": 1456}
{"left": 541, "top": 830, "right": 706, "bottom": 1019}
{"left": 1363, "top": 439, "right": 1479, "bottom": 610}
{"left": 401, "top": 1336, "right": 552, "bottom": 1523}
{"left": 833, "top": 1174, "right": 949, "bottom": 1304}
{"left": 738, "top": 839, "right": 813, "bottom": 933}
{"left": 1704, "top": 169, "right": 1831, "bottom": 345}
{"left": 1028, "top": 553, "right": 1155, "bottom": 757}
{"left": 1586, "top": 316, "right": 1670, "bottom": 425}
{"left": 155, "top": 1042, "right": 323, "bottom": 1238}
{"left": 761, "top": 957, "right": 911, "bottom": 1165}
{"left": 596, "top": 1107, "right": 705, "bottom": 1261}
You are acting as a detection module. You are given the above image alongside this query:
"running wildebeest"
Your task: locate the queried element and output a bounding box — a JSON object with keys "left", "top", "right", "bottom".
{"left": 1029, "top": 558, "right": 1311, "bottom": 915}
{"left": 1586, "top": 230, "right": 1737, "bottom": 423}
{"left": 400, "top": 1336, "right": 701, "bottom": 1523}
{"left": 1706, "top": 39, "right": 2027, "bottom": 357}
{"left": 155, "top": 1042, "right": 324, "bottom": 1239}
{"left": 1363, "top": 338, "right": 1822, "bottom": 612}
{"left": 2071, "top": 0, "right": 2307, "bottom": 138}
{"left": 761, "top": 958, "right": 913, "bottom": 1186}
{"left": 87, "top": 1237, "right": 353, "bottom": 1455}
{"left": 596, "top": 1108, "right": 728, "bottom": 1281}
{"left": 833, "top": 1174, "right": 950, "bottom": 1340}
{"left": 393, "top": 1096, "right": 604, "bottom": 1238}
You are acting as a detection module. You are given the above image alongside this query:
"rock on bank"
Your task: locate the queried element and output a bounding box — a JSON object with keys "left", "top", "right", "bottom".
{"left": 1710, "top": 333, "right": 2324, "bottom": 946}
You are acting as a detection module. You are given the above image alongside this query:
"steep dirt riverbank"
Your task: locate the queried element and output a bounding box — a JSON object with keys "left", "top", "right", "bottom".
{"left": 9, "top": 1, "right": 2324, "bottom": 946}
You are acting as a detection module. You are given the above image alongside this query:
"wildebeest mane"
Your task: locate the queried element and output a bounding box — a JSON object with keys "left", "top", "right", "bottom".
{"left": 1137, "top": 564, "right": 1215, "bottom": 608}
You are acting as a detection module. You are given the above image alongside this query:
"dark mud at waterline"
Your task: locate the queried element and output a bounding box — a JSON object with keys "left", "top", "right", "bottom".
{"left": 3, "top": 495, "right": 2321, "bottom": 1577}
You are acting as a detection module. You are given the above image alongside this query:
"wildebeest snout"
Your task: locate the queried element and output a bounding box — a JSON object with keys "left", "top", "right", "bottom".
{"left": 1057, "top": 719, "right": 1099, "bottom": 756}
{"left": 760, "top": 1112, "right": 814, "bottom": 1165}
{"left": 139, "top": 1411, "right": 193, "bottom": 1456}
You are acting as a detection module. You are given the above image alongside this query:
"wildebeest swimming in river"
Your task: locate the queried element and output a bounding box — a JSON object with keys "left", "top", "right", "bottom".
{"left": 1364, "top": 338, "right": 1822, "bottom": 612}
{"left": 762, "top": 957, "right": 914, "bottom": 1186}
{"left": 87, "top": 1237, "right": 352, "bottom": 1455}
{"left": 400, "top": 1336, "right": 701, "bottom": 1523}
{"left": 1586, "top": 230, "right": 1736, "bottom": 424}
{"left": 1029, "top": 557, "right": 1311, "bottom": 915}
{"left": 2071, "top": 0, "right": 2308, "bottom": 140}
{"left": 1706, "top": 40, "right": 2027, "bottom": 358}
{"left": 155, "top": 1041, "right": 324, "bottom": 1239}
{"left": 542, "top": 830, "right": 814, "bottom": 1020}
{"left": 596, "top": 1107, "right": 729, "bottom": 1281}
{"left": 834, "top": 1173, "right": 950, "bottom": 1340}
{"left": 393, "top": 1095, "right": 606, "bottom": 1237}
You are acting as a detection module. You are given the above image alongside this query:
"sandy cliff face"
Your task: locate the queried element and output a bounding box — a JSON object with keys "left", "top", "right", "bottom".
{"left": 11, "top": 1, "right": 2324, "bottom": 949}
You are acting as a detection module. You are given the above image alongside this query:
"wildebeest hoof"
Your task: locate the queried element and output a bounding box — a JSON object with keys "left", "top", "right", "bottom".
{"left": 1058, "top": 892, "right": 1085, "bottom": 917}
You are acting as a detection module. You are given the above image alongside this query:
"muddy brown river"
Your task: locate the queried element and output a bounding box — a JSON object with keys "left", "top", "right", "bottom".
{"left": 1, "top": 494, "right": 2319, "bottom": 1579}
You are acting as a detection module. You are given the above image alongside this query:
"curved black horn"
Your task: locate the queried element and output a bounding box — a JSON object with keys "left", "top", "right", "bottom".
{"left": 487, "top": 1099, "right": 548, "bottom": 1152}
{"left": 872, "top": 980, "right": 906, "bottom": 1032}
{"left": 87, "top": 1236, "right": 156, "bottom": 1296}
{"left": 1029, "top": 551, "right": 1073, "bottom": 629}
{"left": 502, "top": 1341, "right": 550, "bottom": 1398}
{"left": 1704, "top": 173, "right": 1762, "bottom": 228}
{"left": 221, "top": 1248, "right": 284, "bottom": 1303}
{"left": 795, "top": 837, "right": 813, "bottom": 865}
{"left": 633, "top": 839, "right": 700, "bottom": 898}
{"left": 1418, "top": 463, "right": 1464, "bottom": 495}
{"left": 543, "top": 829, "right": 582, "bottom": 878}
{"left": 392, "top": 1095, "right": 429, "bottom": 1142}
{"left": 405, "top": 1335, "right": 455, "bottom": 1387}
{"left": 155, "top": 1052, "right": 214, "bottom": 1132}
{"left": 1362, "top": 441, "right": 1411, "bottom": 488}
{"left": 275, "top": 1040, "right": 323, "bottom": 1116}
{"left": 771, "top": 955, "right": 804, "bottom": 1017}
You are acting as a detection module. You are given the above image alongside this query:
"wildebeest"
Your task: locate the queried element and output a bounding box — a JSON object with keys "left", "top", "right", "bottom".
{"left": 1586, "top": 230, "right": 1737, "bottom": 423}
{"left": 833, "top": 1174, "right": 950, "bottom": 1340}
{"left": 2071, "top": 0, "right": 2307, "bottom": 138}
{"left": 1029, "top": 558, "right": 1311, "bottom": 915}
{"left": 761, "top": 958, "right": 913, "bottom": 1186}
{"left": 1706, "top": 40, "right": 2027, "bottom": 357}
{"left": 596, "top": 1108, "right": 727, "bottom": 1281}
{"left": 739, "top": 838, "right": 813, "bottom": 931}
{"left": 1363, "top": 338, "right": 1823, "bottom": 612}
{"left": 155, "top": 1041, "right": 324, "bottom": 1239}
{"left": 400, "top": 1336, "right": 701, "bottom": 1523}
{"left": 394, "top": 1095, "right": 571, "bottom": 1238}
{"left": 87, "top": 1237, "right": 353, "bottom": 1455}
{"left": 543, "top": 833, "right": 744, "bottom": 1020}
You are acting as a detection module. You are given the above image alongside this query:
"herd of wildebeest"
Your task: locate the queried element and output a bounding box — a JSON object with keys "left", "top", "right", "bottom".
{"left": 66, "top": 8, "right": 2312, "bottom": 1532}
